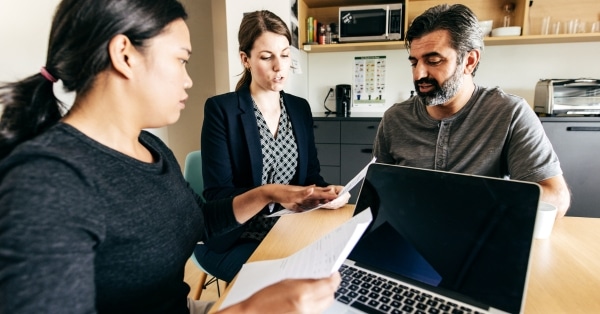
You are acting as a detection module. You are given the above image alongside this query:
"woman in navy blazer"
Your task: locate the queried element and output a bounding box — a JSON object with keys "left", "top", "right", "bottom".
{"left": 195, "top": 10, "right": 347, "bottom": 282}
{"left": 201, "top": 84, "right": 328, "bottom": 200}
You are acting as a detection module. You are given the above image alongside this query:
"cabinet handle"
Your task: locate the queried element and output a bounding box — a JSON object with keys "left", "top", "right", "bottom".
{"left": 566, "top": 126, "right": 600, "bottom": 132}
{"left": 367, "top": 125, "right": 376, "bottom": 129}
{"left": 361, "top": 148, "right": 373, "bottom": 154}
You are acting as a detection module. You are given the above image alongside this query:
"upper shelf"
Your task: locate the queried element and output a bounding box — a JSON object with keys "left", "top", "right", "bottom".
{"left": 302, "top": 33, "right": 600, "bottom": 53}
{"left": 303, "top": 0, "right": 399, "bottom": 8}
{"left": 299, "top": 0, "right": 600, "bottom": 53}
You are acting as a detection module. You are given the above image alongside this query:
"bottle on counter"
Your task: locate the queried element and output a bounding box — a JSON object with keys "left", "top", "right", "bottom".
{"left": 329, "top": 22, "right": 339, "bottom": 43}
{"left": 325, "top": 25, "right": 332, "bottom": 44}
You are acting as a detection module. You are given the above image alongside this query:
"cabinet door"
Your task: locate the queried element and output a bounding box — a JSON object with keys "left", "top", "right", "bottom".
{"left": 341, "top": 121, "right": 379, "bottom": 144}
{"left": 313, "top": 120, "right": 341, "bottom": 184}
{"left": 341, "top": 144, "right": 375, "bottom": 204}
{"left": 320, "top": 166, "right": 341, "bottom": 186}
{"left": 315, "top": 143, "right": 340, "bottom": 166}
{"left": 313, "top": 120, "right": 340, "bottom": 143}
{"left": 542, "top": 121, "right": 600, "bottom": 217}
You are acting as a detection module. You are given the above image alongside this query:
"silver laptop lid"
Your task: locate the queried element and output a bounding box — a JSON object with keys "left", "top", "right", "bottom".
{"left": 350, "top": 163, "right": 541, "bottom": 313}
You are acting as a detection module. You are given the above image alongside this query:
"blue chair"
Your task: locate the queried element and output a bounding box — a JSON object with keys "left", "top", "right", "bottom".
{"left": 184, "top": 150, "right": 222, "bottom": 299}
{"left": 184, "top": 150, "right": 205, "bottom": 202}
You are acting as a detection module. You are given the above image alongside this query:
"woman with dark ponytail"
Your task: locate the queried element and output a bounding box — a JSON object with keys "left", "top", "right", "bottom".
{"left": 0, "top": 1, "right": 340, "bottom": 313}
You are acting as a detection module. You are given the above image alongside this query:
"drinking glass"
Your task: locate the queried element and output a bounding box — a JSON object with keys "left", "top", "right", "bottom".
{"left": 551, "top": 21, "right": 561, "bottom": 35}
{"left": 577, "top": 21, "right": 587, "bottom": 33}
{"left": 567, "top": 19, "right": 579, "bottom": 34}
{"left": 541, "top": 16, "right": 551, "bottom": 35}
{"left": 591, "top": 21, "right": 600, "bottom": 33}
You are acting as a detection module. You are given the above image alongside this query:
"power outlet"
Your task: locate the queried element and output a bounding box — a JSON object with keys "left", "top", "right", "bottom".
{"left": 324, "top": 87, "right": 336, "bottom": 112}
{"left": 326, "top": 87, "right": 336, "bottom": 102}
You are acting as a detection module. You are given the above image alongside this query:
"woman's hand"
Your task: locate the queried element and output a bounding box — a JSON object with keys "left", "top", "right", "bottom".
{"left": 219, "top": 272, "right": 341, "bottom": 314}
{"left": 232, "top": 185, "right": 337, "bottom": 222}
{"left": 272, "top": 185, "right": 338, "bottom": 212}
{"left": 320, "top": 185, "right": 350, "bottom": 210}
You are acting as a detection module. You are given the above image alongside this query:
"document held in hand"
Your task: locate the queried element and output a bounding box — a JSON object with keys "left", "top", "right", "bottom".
{"left": 220, "top": 208, "right": 373, "bottom": 309}
{"left": 266, "top": 157, "right": 376, "bottom": 217}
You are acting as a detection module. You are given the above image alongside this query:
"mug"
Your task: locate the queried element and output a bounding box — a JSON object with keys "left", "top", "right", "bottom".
{"left": 533, "top": 202, "right": 557, "bottom": 239}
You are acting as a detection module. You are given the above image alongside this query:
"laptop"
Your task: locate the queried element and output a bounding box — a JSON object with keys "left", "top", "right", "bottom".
{"left": 326, "top": 163, "right": 541, "bottom": 314}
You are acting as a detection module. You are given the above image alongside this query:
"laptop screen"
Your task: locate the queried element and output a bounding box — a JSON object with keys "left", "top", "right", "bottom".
{"left": 350, "top": 163, "right": 540, "bottom": 313}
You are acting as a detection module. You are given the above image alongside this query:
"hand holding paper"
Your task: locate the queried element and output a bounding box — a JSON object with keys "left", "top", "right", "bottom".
{"left": 266, "top": 157, "right": 376, "bottom": 217}
{"left": 221, "top": 208, "right": 373, "bottom": 309}
{"left": 320, "top": 191, "right": 351, "bottom": 209}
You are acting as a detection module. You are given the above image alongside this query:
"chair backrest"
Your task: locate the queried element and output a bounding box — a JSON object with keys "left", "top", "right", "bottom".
{"left": 184, "top": 150, "right": 205, "bottom": 201}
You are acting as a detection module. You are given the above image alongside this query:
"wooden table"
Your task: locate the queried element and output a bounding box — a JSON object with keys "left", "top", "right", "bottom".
{"left": 212, "top": 205, "right": 600, "bottom": 313}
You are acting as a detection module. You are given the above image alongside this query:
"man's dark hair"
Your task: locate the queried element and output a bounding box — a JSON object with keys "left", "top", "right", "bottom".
{"left": 405, "top": 4, "right": 484, "bottom": 75}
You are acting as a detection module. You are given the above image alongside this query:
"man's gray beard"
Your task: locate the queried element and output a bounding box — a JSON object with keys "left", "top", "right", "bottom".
{"left": 422, "top": 65, "right": 464, "bottom": 106}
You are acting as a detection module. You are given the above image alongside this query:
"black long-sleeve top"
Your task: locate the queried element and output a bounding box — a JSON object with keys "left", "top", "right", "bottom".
{"left": 0, "top": 123, "right": 241, "bottom": 313}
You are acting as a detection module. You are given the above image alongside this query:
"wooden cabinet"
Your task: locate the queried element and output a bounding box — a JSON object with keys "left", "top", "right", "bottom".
{"left": 313, "top": 116, "right": 381, "bottom": 203}
{"left": 298, "top": 0, "right": 600, "bottom": 53}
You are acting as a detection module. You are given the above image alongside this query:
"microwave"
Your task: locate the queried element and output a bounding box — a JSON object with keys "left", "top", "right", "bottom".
{"left": 339, "top": 3, "right": 403, "bottom": 43}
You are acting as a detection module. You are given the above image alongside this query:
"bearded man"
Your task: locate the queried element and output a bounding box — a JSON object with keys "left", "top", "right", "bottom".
{"left": 372, "top": 4, "right": 571, "bottom": 217}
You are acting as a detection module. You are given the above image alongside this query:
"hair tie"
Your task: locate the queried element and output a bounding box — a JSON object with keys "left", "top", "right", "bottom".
{"left": 40, "top": 66, "right": 58, "bottom": 83}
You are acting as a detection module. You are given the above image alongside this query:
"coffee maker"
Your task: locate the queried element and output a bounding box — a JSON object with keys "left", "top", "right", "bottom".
{"left": 335, "top": 84, "right": 351, "bottom": 117}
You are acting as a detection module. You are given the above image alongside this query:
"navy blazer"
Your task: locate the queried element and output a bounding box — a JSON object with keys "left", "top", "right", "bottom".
{"left": 201, "top": 84, "right": 328, "bottom": 201}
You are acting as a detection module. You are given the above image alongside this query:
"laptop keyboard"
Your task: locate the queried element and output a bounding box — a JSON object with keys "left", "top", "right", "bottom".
{"left": 335, "top": 264, "right": 486, "bottom": 314}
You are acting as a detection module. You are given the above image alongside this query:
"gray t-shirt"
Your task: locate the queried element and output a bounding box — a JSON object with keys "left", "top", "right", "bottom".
{"left": 0, "top": 123, "right": 239, "bottom": 313}
{"left": 373, "top": 85, "right": 562, "bottom": 182}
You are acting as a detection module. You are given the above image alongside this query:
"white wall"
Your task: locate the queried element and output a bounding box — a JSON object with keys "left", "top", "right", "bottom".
{"left": 3, "top": 0, "right": 599, "bottom": 127}
{"left": 0, "top": 1, "right": 58, "bottom": 82}
{"left": 213, "top": 1, "right": 600, "bottom": 113}
{"left": 0, "top": 0, "right": 76, "bottom": 110}
{"left": 306, "top": 41, "right": 600, "bottom": 113}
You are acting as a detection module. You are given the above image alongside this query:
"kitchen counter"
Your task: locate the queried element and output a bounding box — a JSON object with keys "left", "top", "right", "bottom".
{"left": 312, "top": 112, "right": 384, "bottom": 119}
{"left": 538, "top": 116, "right": 600, "bottom": 122}
{"left": 312, "top": 113, "right": 600, "bottom": 121}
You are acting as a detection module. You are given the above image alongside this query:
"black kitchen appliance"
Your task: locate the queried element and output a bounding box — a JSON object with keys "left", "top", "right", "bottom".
{"left": 338, "top": 3, "right": 403, "bottom": 42}
{"left": 335, "top": 84, "right": 351, "bottom": 117}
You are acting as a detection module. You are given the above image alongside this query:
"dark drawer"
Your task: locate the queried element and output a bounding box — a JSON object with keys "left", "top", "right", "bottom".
{"left": 316, "top": 144, "right": 340, "bottom": 166}
{"left": 340, "top": 144, "right": 375, "bottom": 183}
{"left": 313, "top": 120, "right": 340, "bottom": 143}
{"left": 320, "top": 166, "right": 341, "bottom": 185}
{"left": 341, "top": 121, "right": 379, "bottom": 144}
{"left": 340, "top": 144, "right": 375, "bottom": 203}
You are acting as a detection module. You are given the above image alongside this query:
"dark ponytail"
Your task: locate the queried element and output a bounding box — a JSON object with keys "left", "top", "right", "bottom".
{"left": 0, "top": 71, "right": 63, "bottom": 159}
{"left": 235, "top": 68, "right": 252, "bottom": 92}
{"left": 0, "top": 0, "right": 187, "bottom": 160}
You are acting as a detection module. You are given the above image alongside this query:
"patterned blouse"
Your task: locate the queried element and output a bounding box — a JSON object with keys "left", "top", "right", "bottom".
{"left": 241, "top": 96, "right": 298, "bottom": 241}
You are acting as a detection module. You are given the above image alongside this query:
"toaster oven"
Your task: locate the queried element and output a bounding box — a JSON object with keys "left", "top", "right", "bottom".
{"left": 533, "top": 78, "right": 600, "bottom": 116}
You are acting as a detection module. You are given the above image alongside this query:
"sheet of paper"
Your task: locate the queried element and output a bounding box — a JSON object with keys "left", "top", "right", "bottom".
{"left": 220, "top": 208, "right": 373, "bottom": 309}
{"left": 266, "top": 157, "right": 376, "bottom": 217}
